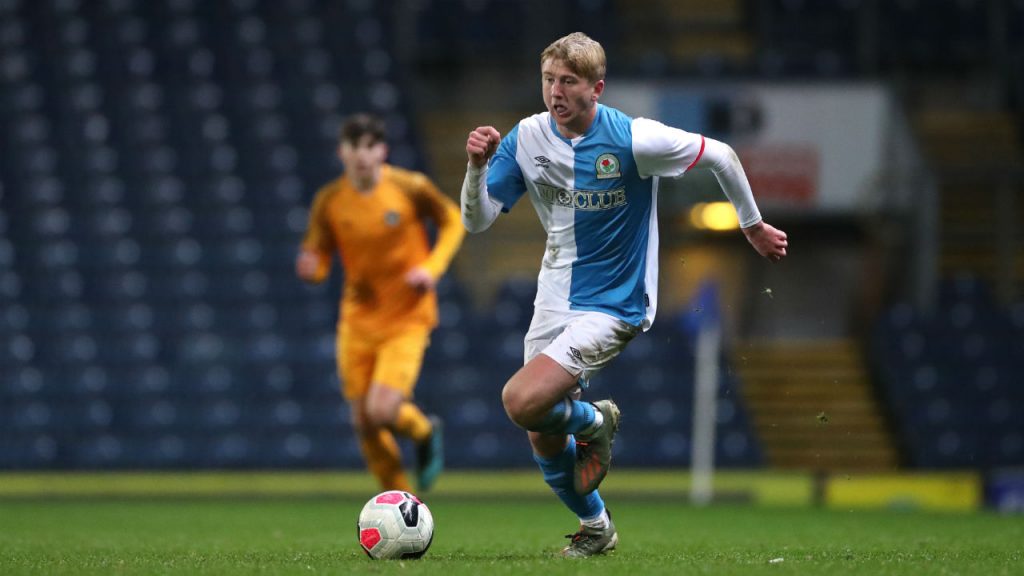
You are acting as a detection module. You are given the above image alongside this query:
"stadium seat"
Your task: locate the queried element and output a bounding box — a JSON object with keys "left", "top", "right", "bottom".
{"left": 0, "top": 0, "right": 767, "bottom": 474}
{"left": 0, "top": 434, "right": 62, "bottom": 468}
{"left": 874, "top": 278, "right": 1024, "bottom": 468}
{"left": 0, "top": 304, "right": 29, "bottom": 336}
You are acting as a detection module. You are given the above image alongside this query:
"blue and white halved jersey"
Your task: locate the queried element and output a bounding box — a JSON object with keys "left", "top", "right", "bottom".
{"left": 487, "top": 104, "right": 705, "bottom": 330}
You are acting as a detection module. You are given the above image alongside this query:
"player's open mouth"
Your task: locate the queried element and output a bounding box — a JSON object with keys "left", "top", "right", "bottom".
{"left": 552, "top": 104, "right": 569, "bottom": 117}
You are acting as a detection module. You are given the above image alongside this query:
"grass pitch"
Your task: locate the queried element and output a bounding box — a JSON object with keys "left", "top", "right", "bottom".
{"left": 0, "top": 475, "right": 1021, "bottom": 575}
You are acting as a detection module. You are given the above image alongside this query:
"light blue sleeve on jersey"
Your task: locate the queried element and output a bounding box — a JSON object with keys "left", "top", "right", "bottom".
{"left": 486, "top": 124, "right": 525, "bottom": 213}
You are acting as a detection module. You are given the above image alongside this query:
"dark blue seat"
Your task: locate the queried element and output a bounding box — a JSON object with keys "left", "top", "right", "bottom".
{"left": 874, "top": 282, "right": 1024, "bottom": 468}
{"left": 0, "top": 433, "right": 63, "bottom": 469}
{"left": 199, "top": 432, "right": 257, "bottom": 468}
{"left": 0, "top": 0, "right": 669, "bottom": 472}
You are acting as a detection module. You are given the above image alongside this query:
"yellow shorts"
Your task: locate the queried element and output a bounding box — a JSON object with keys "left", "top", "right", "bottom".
{"left": 337, "top": 326, "right": 430, "bottom": 401}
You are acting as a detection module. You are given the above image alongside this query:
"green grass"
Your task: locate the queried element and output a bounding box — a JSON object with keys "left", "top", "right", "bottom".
{"left": 1, "top": 495, "right": 1022, "bottom": 575}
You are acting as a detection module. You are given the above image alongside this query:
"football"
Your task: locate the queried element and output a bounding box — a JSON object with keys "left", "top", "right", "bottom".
{"left": 357, "top": 490, "right": 434, "bottom": 560}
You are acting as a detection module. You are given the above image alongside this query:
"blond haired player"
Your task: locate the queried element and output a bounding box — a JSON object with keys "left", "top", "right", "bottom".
{"left": 298, "top": 113, "right": 465, "bottom": 492}
{"left": 462, "top": 33, "right": 788, "bottom": 556}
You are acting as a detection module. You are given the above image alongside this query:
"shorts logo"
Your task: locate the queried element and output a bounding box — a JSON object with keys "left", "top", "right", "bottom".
{"left": 568, "top": 346, "right": 583, "bottom": 362}
{"left": 595, "top": 153, "right": 620, "bottom": 179}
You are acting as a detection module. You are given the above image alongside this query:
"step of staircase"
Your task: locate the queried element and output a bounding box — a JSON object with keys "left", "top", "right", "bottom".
{"left": 735, "top": 339, "right": 899, "bottom": 471}
{"left": 912, "top": 108, "right": 1024, "bottom": 290}
{"left": 617, "top": 0, "right": 753, "bottom": 69}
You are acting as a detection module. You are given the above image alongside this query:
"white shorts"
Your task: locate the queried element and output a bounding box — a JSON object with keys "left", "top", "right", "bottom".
{"left": 524, "top": 308, "right": 640, "bottom": 387}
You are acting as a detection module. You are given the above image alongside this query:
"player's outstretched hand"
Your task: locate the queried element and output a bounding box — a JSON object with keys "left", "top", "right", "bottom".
{"left": 742, "top": 221, "right": 788, "bottom": 263}
{"left": 466, "top": 126, "right": 501, "bottom": 168}
{"left": 404, "top": 266, "right": 436, "bottom": 292}
{"left": 295, "top": 249, "right": 321, "bottom": 281}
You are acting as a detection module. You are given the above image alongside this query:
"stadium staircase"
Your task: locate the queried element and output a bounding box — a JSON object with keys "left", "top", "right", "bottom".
{"left": 734, "top": 339, "right": 899, "bottom": 471}
{"left": 615, "top": 0, "right": 752, "bottom": 72}
{"left": 912, "top": 106, "right": 1024, "bottom": 300}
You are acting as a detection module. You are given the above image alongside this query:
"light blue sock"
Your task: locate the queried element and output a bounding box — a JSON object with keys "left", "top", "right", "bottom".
{"left": 535, "top": 397, "right": 595, "bottom": 435}
{"left": 533, "top": 436, "right": 605, "bottom": 521}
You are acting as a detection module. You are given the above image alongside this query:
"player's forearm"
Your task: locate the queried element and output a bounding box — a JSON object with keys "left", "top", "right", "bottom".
{"left": 461, "top": 163, "right": 502, "bottom": 233}
{"left": 421, "top": 203, "right": 466, "bottom": 279}
{"left": 701, "top": 138, "right": 762, "bottom": 229}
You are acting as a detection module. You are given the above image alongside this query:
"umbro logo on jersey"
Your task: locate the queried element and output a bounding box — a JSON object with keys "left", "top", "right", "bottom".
{"left": 534, "top": 156, "right": 551, "bottom": 168}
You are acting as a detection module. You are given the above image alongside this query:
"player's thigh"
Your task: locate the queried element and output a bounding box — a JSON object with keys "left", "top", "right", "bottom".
{"left": 504, "top": 352, "right": 579, "bottom": 416}
{"left": 507, "top": 310, "right": 633, "bottom": 412}
{"left": 338, "top": 329, "right": 376, "bottom": 402}
{"left": 372, "top": 327, "right": 430, "bottom": 398}
{"left": 539, "top": 310, "right": 640, "bottom": 386}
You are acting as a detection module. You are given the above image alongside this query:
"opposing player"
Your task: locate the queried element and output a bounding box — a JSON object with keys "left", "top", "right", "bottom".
{"left": 461, "top": 33, "right": 787, "bottom": 557}
{"left": 298, "top": 113, "right": 465, "bottom": 493}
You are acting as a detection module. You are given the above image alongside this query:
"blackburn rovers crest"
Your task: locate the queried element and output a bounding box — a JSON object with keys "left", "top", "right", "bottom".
{"left": 595, "top": 153, "right": 620, "bottom": 179}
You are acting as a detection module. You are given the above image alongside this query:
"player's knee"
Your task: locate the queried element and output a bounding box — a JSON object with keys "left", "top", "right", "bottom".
{"left": 364, "top": 399, "right": 397, "bottom": 429}
{"left": 351, "top": 401, "right": 388, "bottom": 433}
{"left": 364, "top": 406, "right": 390, "bottom": 429}
{"left": 502, "top": 381, "right": 539, "bottom": 429}
{"left": 500, "top": 382, "right": 520, "bottom": 424}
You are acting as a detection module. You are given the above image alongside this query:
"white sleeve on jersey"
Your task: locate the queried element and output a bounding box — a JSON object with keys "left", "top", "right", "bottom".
{"left": 700, "top": 137, "right": 762, "bottom": 229}
{"left": 632, "top": 117, "right": 762, "bottom": 229}
{"left": 631, "top": 117, "right": 705, "bottom": 179}
{"left": 460, "top": 163, "right": 504, "bottom": 233}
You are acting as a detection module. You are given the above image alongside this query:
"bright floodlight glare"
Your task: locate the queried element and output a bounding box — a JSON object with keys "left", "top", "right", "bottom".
{"left": 689, "top": 202, "right": 739, "bottom": 231}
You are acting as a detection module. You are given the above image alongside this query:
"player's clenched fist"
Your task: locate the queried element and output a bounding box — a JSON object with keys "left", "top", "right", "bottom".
{"left": 295, "top": 248, "right": 321, "bottom": 281}
{"left": 466, "top": 126, "right": 501, "bottom": 168}
{"left": 742, "top": 221, "right": 789, "bottom": 263}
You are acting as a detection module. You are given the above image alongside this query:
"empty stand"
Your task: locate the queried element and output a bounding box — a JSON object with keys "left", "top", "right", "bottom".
{"left": 873, "top": 277, "right": 1024, "bottom": 469}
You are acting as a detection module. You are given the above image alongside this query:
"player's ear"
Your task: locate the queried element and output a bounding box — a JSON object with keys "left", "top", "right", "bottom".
{"left": 591, "top": 79, "right": 605, "bottom": 102}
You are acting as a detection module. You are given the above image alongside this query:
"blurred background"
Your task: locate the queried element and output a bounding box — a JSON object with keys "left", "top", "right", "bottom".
{"left": 0, "top": 0, "right": 1022, "bottom": 510}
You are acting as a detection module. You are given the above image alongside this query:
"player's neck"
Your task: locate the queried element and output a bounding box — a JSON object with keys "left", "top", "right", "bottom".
{"left": 349, "top": 169, "right": 382, "bottom": 194}
{"left": 352, "top": 179, "right": 376, "bottom": 194}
